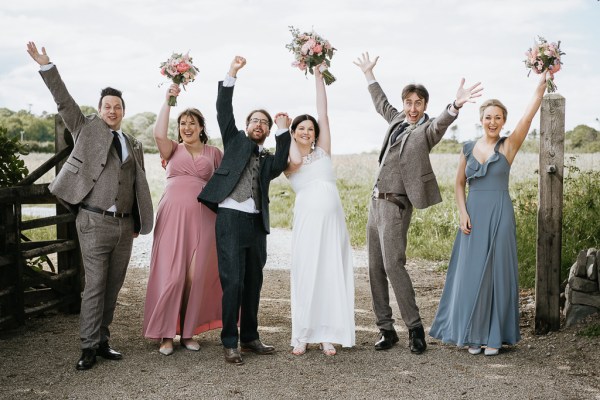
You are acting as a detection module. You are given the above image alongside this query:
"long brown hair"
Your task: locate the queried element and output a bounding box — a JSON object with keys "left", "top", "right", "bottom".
{"left": 177, "top": 108, "right": 208, "bottom": 144}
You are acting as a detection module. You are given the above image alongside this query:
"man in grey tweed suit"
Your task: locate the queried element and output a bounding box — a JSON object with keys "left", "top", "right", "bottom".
{"left": 354, "top": 53, "right": 482, "bottom": 354}
{"left": 198, "top": 56, "right": 291, "bottom": 365}
{"left": 27, "top": 42, "right": 154, "bottom": 370}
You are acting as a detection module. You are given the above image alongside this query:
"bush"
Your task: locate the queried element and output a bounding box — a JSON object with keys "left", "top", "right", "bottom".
{"left": 0, "top": 125, "right": 29, "bottom": 187}
{"left": 512, "top": 157, "right": 600, "bottom": 288}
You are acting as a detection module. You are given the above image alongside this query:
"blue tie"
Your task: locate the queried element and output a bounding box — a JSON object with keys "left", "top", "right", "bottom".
{"left": 391, "top": 122, "right": 409, "bottom": 144}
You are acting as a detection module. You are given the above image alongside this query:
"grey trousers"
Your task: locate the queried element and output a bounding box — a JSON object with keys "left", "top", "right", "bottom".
{"left": 76, "top": 209, "right": 134, "bottom": 349}
{"left": 367, "top": 197, "right": 422, "bottom": 331}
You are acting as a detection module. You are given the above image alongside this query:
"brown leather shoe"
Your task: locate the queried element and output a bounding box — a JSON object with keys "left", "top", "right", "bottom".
{"left": 223, "top": 347, "right": 244, "bottom": 365}
{"left": 240, "top": 339, "right": 275, "bottom": 355}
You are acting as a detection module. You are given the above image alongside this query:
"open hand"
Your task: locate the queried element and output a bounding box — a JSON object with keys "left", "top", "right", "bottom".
{"left": 26, "top": 41, "right": 50, "bottom": 66}
{"left": 353, "top": 52, "right": 379, "bottom": 74}
{"left": 454, "top": 79, "right": 483, "bottom": 108}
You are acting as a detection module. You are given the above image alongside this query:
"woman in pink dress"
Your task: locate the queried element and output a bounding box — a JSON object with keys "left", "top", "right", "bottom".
{"left": 143, "top": 84, "right": 223, "bottom": 355}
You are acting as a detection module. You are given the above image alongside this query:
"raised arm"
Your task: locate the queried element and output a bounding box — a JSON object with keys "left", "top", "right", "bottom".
{"left": 217, "top": 56, "right": 247, "bottom": 146}
{"left": 314, "top": 68, "right": 331, "bottom": 155}
{"left": 283, "top": 112, "right": 301, "bottom": 175}
{"left": 353, "top": 51, "right": 379, "bottom": 82}
{"left": 154, "top": 84, "right": 180, "bottom": 160}
{"left": 503, "top": 73, "right": 548, "bottom": 164}
{"left": 270, "top": 114, "right": 292, "bottom": 179}
{"left": 26, "top": 41, "right": 86, "bottom": 135}
{"left": 355, "top": 53, "right": 404, "bottom": 124}
{"left": 423, "top": 78, "right": 483, "bottom": 149}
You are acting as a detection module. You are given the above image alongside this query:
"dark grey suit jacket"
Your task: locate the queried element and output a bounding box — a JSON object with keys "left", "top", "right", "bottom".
{"left": 198, "top": 82, "right": 291, "bottom": 234}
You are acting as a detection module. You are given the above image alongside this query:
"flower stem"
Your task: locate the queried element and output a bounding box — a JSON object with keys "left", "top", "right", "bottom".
{"left": 322, "top": 70, "right": 336, "bottom": 85}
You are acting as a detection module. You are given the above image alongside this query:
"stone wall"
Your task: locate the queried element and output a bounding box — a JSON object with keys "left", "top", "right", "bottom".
{"left": 563, "top": 248, "right": 600, "bottom": 326}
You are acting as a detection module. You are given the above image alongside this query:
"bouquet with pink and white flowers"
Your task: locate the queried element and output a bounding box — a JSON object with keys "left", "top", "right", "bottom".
{"left": 286, "top": 26, "right": 336, "bottom": 85}
{"left": 160, "top": 52, "right": 199, "bottom": 106}
{"left": 524, "top": 36, "right": 565, "bottom": 93}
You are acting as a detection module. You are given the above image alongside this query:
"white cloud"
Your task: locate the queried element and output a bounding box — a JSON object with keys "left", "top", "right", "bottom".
{"left": 1, "top": 0, "right": 599, "bottom": 153}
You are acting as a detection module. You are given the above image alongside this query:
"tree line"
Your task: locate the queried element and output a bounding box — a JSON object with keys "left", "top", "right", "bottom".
{"left": 1, "top": 106, "right": 598, "bottom": 153}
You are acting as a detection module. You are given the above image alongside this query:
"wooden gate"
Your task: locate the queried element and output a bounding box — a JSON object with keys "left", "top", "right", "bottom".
{"left": 0, "top": 116, "right": 81, "bottom": 329}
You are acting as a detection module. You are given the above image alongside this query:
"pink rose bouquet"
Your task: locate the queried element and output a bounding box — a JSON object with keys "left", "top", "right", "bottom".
{"left": 160, "top": 52, "right": 199, "bottom": 106}
{"left": 286, "top": 26, "right": 336, "bottom": 85}
{"left": 524, "top": 36, "right": 565, "bottom": 93}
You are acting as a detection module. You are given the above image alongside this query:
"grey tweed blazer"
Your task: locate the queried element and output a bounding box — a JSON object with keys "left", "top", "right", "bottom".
{"left": 40, "top": 66, "right": 154, "bottom": 234}
{"left": 369, "top": 82, "right": 457, "bottom": 209}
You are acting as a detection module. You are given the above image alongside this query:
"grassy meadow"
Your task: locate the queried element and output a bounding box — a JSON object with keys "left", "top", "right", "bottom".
{"left": 22, "top": 151, "right": 600, "bottom": 288}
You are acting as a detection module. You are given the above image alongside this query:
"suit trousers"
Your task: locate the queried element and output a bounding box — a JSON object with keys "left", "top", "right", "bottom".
{"left": 76, "top": 209, "right": 134, "bottom": 349}
{"left": 216, "top": 208, "right": 267, "bottom": 349}
{"left": 367, "top": 197, "right": 422, "bottom": 331}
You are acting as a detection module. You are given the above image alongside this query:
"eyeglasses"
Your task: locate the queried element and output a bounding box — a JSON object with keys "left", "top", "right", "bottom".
{"left": 249, "top": 118, "right": 269, "bottom": 126}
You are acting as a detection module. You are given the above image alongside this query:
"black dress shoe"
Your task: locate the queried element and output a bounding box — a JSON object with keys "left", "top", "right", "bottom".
{"left": 97, "top": 342, "right": 123, "bottom": 360}
{"left": 223, "top": 347, "right": 244, "bottom": 365}
{"left": 240, "top": 339, "right": 275, "bottom": 355}
{"left": 374, "top": 329, "right": 399, "bottom": 351}
{"left": 76, "top": 349, "right": 96, "bottom": 371}
{"left": 409, "top": 325, "right": 427, "bottom": 354}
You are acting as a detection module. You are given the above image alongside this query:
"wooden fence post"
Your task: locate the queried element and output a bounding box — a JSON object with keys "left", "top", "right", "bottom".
{"left": 535, "top": 93, "right": 565, "bottom": 334}
{"left": 54, "top": 115, "right": 81, "bottom": 313}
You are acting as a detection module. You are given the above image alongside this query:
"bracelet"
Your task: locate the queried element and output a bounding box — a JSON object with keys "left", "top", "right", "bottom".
{"left": 453, "top": 100, "right": 462, "bottom": 110}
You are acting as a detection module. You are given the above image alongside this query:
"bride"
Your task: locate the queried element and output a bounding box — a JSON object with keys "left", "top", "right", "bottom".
{"left": 285, "top": 68, "right": 355, "bottom": 356}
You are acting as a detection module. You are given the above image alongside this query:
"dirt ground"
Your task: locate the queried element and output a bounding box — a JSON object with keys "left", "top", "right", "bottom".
{"left": 1, "top": 228, "right": 599, "bottom": 400}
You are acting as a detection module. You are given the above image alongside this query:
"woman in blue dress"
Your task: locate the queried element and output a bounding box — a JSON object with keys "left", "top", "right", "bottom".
{"left": 430, "top": 73, "right": 548, "bottom": 356}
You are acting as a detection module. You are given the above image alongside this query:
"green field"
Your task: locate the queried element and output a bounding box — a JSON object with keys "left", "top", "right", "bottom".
{"left": 23, "top": 151, "right": 600, "bottom": 288}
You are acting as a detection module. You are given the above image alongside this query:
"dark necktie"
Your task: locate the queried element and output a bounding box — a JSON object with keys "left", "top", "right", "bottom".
{"left": 112, "top": 130, "right": 122, "bottom": 162}
{"left": 390, "top": 122, "right": 410, "bottom": 144}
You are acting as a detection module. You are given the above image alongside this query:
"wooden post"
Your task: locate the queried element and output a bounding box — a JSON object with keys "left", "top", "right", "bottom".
{"left": 54, "top": 115, "right": 81, "bottom": 313}
{"left": 535, "top": 93, "right": 565, "bottom": 334}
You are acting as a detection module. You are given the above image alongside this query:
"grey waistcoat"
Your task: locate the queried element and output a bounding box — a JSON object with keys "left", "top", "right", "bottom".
{"left": 81, "top": 144, "right": 137, "bottom": 213}
{"left": 375, "top": 134, "right": 407, "bottom": 195}
{"left": 229, "top": 153, "right": 262, "bottom": 210}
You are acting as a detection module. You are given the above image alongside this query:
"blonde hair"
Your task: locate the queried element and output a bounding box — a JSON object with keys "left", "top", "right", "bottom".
{"left": 479, "top": 99, "right": 508, "bottom": 121}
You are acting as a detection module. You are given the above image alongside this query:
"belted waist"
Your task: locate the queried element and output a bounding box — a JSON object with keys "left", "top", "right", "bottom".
{"left": 80, "top": 204, "right": 131, "bottom": 218}
{"left": 374, "top": 193, "right": 407, "bottom": 209}
{"left": 375, "top": 192, "right": 407, "bottom": 200}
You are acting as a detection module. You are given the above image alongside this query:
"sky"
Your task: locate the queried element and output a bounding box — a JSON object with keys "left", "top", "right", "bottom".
{"left": 1, "top": 0, "right": 599, "bottom": 154}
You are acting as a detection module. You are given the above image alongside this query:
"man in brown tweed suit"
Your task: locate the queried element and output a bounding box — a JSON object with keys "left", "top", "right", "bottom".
{"left": 27, "top": 42, "right": 154, "bottom": 370}
{"left": 354, "top": 52, "right": 482, "bottom": 355}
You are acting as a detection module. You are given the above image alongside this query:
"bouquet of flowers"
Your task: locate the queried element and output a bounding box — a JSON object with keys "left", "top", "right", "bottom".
{"left": 524, "top": 36, "right": 565, "bottom": 93}
{"left": 286, "top": 26, "right": 336, "bottom": 85}
{"left": 159, "top": 52, "right": 199, "bottom": 106}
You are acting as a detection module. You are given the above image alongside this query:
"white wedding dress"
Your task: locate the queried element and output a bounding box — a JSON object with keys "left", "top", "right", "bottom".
{"left": 289, "top": 146, "right": 355, "bottom": 347}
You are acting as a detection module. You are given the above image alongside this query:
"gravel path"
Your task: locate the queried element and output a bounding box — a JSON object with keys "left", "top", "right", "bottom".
{"left": 3, "top": 210, "right": 600, "bottom": 399}
{"left": 129, "top": 226, "right": 368, "bottom": 271}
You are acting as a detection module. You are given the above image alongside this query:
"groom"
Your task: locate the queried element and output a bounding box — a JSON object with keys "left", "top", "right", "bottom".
{"left": 198, "top": 56, "right": 292, "bottom": 365}
{"left": 354, "top": 52, "right": 482, "bottom": 354}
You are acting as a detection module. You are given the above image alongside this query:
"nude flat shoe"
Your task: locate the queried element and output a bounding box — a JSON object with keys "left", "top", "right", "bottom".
{"left": 484, "top": 347, "right": 499, "bottom": 356}
{"left": 181, "top": 338, "right": 200, "bottom": 351}
{"left": 159, "top": 339, "right": 174, "bottom": 356}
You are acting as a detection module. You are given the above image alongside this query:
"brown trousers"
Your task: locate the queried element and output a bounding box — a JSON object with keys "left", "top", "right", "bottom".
{"left": 367, "top": 197, "right": 422, "bottom": 331}
{"left": 76, "top": 209, "right": 134, "bottom": 349}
